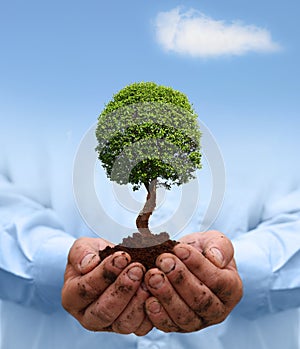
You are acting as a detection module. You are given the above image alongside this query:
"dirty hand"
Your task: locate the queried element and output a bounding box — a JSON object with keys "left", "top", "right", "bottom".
{"left": 144, "top": 230, "right": 243, "bottom": 333}
{"left": 61, "top": 237, "right": 153, "bottom": 335}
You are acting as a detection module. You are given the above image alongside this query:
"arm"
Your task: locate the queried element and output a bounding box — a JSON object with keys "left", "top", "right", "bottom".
{"left": 232, "top": 188, "right": 300, "bottom": 318}
{"left": 0, "top": 173, "right": 75, "bottom": 313}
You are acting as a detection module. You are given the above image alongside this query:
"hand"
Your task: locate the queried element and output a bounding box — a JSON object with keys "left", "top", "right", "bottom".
{"left": 144, "top": 231, "right": 243, "bottom": 332}
{"left": 61, "top": 237, "right": 153, "bottom": 335}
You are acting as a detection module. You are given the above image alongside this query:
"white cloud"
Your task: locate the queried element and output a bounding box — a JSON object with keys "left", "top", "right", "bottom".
{"left": 154, "top": 8, "right": 281, "bottom": 58}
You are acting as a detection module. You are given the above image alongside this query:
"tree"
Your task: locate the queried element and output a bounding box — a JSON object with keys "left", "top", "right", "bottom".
{"left": 96, "top": 82, "right": 201, "bottom": 239}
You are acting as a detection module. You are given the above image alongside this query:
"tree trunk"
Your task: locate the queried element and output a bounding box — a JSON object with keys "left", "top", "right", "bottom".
{"left": 136, "top": 179, "right": 157, "bottom": 237}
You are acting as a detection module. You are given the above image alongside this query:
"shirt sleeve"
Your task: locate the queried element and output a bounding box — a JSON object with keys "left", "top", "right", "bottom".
{"left": 0, "top": 174, "right": 76, "bottom": 314}
{"left": 232, "top": 188, "right": 300, "bottom": 319}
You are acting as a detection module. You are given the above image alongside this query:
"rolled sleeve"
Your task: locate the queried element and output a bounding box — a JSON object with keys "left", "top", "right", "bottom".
{"left": 0, "top": 174, "right": 76, "bottom": 313}
{"left": 232, "top": 189, "right": 300, "bottom": 319}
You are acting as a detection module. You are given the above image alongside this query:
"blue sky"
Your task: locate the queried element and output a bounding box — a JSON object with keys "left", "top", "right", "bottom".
{"left": 0, "top": 0, "right": 299, "bottom": 140}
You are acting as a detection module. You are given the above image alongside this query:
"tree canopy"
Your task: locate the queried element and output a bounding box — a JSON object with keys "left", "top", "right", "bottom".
{"left": 95, "top": 82, "right": 201, "bottom": 191}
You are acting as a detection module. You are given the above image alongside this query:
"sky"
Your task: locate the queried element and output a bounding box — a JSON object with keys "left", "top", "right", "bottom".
{"left": 0, "top": 0, "right": 299, "bottom": 143}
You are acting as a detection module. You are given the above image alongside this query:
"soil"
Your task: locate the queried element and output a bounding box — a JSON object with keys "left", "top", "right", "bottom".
{"left": 99, "top": 231, "right": 179, "bottom": 270}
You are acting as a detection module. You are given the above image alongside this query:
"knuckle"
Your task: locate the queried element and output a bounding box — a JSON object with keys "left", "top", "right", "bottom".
{"left": 111, "top": 322, "right": 126, "bottom": 334}
{"left": 76, "top": 279, "right": 97, "bottom": 301}
{"left": 157, "top": 318, "right": 180, "bottom": 333}
{"left": 171, "top": 313, "right": 202, "bottom": 332}
{"left": 79, "top": 317, "right": 102, "bottom": 332}
{"left": 215, "top": 311, "right": 229, "bottom": 324}
{"left": 135, "top": 326, "right": 153, "bottom": 336}
{"left": 202, "top": 303, "right": 227, "bottom": 325}
{"left": 206, "top": 270, "right": 223, "bottom": 291}
{"left": 61, "top": 283, "right": 75, "bottom": 314}
{"left": 193, "top": 292, "right": 214, "bottom": 313}
{"left": 226, "top": 272, "right": 242, "bottom": 297}
{"left": 212, "top": 271, "right": 243, "bottom": 306}
{"left": 234, "top": 273, "right": 244, "bottom": 301}
{"left": 112, "top": 320, "right": 134, "bottom": 334}
{"left": 203, "top": 312, "right": 228, "bottom": 327}
{"left": 89, "top": 303, "right": 114, "bottom": 326}
{"left": 61, "top": 292, "right": 71, "bottom": 313}
{"left": 201, "top": 294, "right": 214, "bottom": 312}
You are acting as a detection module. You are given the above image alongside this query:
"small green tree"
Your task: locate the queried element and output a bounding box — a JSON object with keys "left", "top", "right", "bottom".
{"left": 96, "top": 82, "right": 201, "bottom": 238}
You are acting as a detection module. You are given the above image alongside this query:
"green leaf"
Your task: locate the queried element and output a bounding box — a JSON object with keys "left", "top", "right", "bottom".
{"left": 95, "top": 82, "right": 202, "bottom": 190}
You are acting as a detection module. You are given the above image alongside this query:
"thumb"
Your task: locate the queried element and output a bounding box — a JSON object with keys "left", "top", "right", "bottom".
{"left": 202, "top": 230, "right": 234, "bottom": 268}
{"left": 68, "top": 237, "right": 113, "bottom": 274}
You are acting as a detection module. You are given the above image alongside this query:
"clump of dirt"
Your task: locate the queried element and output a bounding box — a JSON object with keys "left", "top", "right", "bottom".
{"left": 99, "top": 232, "right": 179, "bottom": 270}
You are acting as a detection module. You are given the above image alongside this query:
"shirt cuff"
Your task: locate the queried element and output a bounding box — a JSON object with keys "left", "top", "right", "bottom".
{"left": 32, "top": 228, "right": 76, "bottom": 313}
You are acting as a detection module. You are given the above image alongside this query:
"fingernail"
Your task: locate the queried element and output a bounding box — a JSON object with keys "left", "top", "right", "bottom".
{"left": 148, "top": 273, "right": 165, "bottom": 289}
{"left": 127, "top": 266, "right": 144, "bottom": 281}
{"left": 80, "top": 253, "right": 96, "bottom": 269}
{"left": 159, "top": 257, "right": 175, "bottom": 274}
{"left": 148, "top": 300, "right": 162, "bottom": 314}
{"left": 210, "top": 248, "right": 224, "bottom": 267}
{"left": 113, "top": 254, "right": 129, "bottom": 269}
{"left": 174, "top": 246, "right": 190, "bottom": 260}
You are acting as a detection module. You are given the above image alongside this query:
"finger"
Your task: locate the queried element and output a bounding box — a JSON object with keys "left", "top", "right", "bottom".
{"left": 80, "top": 263, "right": 145, "bottom": 331}
{"left": 144, "top": 269, "right": 203, "bottom": 332}
{"left": 145, "top": 297, "right": 180, "bottom": 333}
{"left": 134, "top": 316, "right": 154, "bottom": 336}
{"left": 62, "top": 251, "right": 131, "bottom": 314}
{"left": 173, "top": 244, "right": 243, "bottom": 307}
{"left": 112, "top": 283, "right": 151, "bottom": 334}
{"left": 156, "top": 253, "right": 226, "bottom": 324}
{"left": 179, "top": 231, "right": 234, "bottom": 269}
{"left": 202, "top": 231, "right": 234, "bottom": 269}
{"left": 68, "top": 237, "right": 114, "bottom": 275}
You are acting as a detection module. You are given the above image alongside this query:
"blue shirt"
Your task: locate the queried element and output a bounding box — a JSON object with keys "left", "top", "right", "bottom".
{"left": 0, "top": 116, "right": 300, "bottom": 349}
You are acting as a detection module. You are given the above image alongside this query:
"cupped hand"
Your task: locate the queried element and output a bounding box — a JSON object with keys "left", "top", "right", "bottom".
{"left": 144, "top": 230, "right": 243, "bottom": 332}
{"left": 61, "top": 237, "right": 153, "bottom": 335}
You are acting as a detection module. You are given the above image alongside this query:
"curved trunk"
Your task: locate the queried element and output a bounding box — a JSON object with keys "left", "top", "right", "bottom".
{"left": 136, "top": 179, "right": 157, "bottom": 237}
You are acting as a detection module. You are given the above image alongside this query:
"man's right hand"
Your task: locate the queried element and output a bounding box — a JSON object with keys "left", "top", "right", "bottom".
{"left": 61, "top": 237, "right": 153, "bottom": 335}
